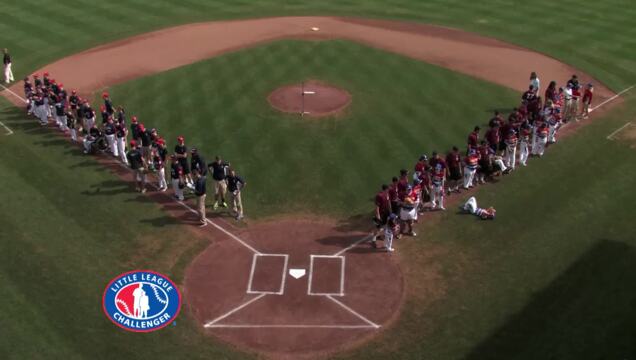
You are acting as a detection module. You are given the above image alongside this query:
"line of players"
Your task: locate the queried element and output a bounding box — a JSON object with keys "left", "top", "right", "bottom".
{"left": 21, "top": 72, "right": 246, "bottom": 221}
{"left": 373, "top": 73, "right": 594, "bottom": 252}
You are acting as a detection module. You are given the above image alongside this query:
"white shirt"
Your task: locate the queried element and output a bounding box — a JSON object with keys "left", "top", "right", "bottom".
{"left": 530, "top": 77, "right": 540, "bottom": 92}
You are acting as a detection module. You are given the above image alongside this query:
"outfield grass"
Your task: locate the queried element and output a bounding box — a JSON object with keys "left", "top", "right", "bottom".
{"left": 1, "top": 0, "right": 634, "bottom": 92}
{"left": 108, "top": 39, "right": 519, "bottom": 218}
{"left": 1, "top": 0, "right": 635, "bottom": 359}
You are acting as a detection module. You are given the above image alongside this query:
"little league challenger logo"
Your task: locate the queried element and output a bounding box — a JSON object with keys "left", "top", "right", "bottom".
{"left": 103, "top": 270, "right": 181, "bottom": 332}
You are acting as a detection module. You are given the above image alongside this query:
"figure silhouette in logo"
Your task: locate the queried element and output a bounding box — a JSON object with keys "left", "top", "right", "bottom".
{"left": 140, "top": 291, "right": 150, "bottom": 318}
{"left": 132, "top": 283, "right": 144, "bottom": 318}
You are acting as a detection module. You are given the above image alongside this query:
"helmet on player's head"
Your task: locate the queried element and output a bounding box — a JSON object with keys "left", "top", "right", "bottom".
{"left": 130, "top": 140, "right": 137, "bottom": 147}
{"left": 50, "top": 79, "right": 56, "bottom": 84}
{"left": 419, "top": 154, "right": 428, "bottom": 161}
{"left": 72, "top": 89, "right": 77, "bottom": 94}
{"left": 58, "top": 83, "right": 63, "bottom": 88}
{"left": 33, "top": 74, "right": 39, "bottom": 78}
{"left": 102, "top": 92, "right": 109, "bottom": 98}
{"left": 138, "top": 123, "right": 145, "bottom": 131}
{"left": 43, "top": 72, "right": 49, "bottom": 77}
{"left": 177, "top": 136, "right": 184, "bottom": 143}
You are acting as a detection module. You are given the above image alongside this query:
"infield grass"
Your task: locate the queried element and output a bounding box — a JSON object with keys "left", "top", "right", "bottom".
{"left": 107, "top": 39, "right": 519, "bottom": 219}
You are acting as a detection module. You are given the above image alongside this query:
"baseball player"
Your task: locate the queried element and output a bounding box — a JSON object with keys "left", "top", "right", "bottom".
{"left": 372, "top": 184, "right": 391, "bottom": 248}
{"left": 504, "top": 129, "right": 518, "bottom": 170}
{"left": 65, "top": 107, "right": 77, "bottom": 142}
{"left": 518, "top": 123, "right": 531, "bottom": 166}
{"left": 104, "top": 117, "right": 118, "bottom": 157}
{"left": 532, "top": 122, "right": 549, "bottom": 157}
{"left": 529, "top": 71, "right": 540, "bottom": 93}
{"left": 155, "top": 138, "right": 168, "bottom": 191}
{"left": 170, "top": 154, "right": 185, "bottom": 201}
{"left": 581, "top": 83, "right": 594, "bottom": 119}
{"left": 3, "top": 48, "right": 14, "bottom": 84}
{"left": 413, "top": 155, "right": 427, "bottom": 180}
{"left": 150, "top": 146, "right": 167, "bottom": 191}
{"left": 126, "top": 140, "right": 146, "bottom": 193}
{"left": 384, "top": 213, "right": 399, "bottom": 252}
{"left": 563, "top": 84, "right": 574, "bottom": 122}
{"left": 115, "top": 119, "right": 128, "bottom": 164}
{"left": 463, "top": 150, "right": 479, "bottom": 189}
{"left": 175, "top": 136, "right": 193, "bottom": 188}
{"left": 53, "top": 95, "right": 67, "bottom": 131}
{"left": 103, "top": 92, "right": 114, "bottom": 115}
{"left": 467, "top": 126, "right": 480, "bottom": 155}
{"left": 83, "top": 125, "right": 102, "bottom": 154}
{"left": 547, "top": 107, "right": 561, "bottom": 144}
{"left": 23, "top": 77, "right": 33, "bottom": 114}
{"left": 83, "top": 101, "right": 96, "bottom": 132}
{"left": 227, "top": 169, "right": 246, "bottom": 220}
{"left": 460, "top": 197, "right": 496, "bottom": 220}
{"left": 130, "top": 116, "right": 141, "bottom": 141}
{"left": 430, "top": 162, "right": 446, "bottom": 210}
{"left": 33, "top": 90, "right": 48, "bottom": 126}
{"left": 399, "top": 184, "right": 418, "bottom": 237}
{"left": 445, "top": 146, "right": 463, "bottom": 194}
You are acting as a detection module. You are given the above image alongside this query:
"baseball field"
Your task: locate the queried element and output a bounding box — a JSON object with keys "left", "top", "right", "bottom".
{"left": 1, "top": 0, "right": 635, "bottom": 359}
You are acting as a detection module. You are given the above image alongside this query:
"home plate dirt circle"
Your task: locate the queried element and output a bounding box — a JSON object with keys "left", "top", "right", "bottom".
{"left": 268, "top": 81, "right": 352, "bottom": 117}
{"left": 184, "top": 218, "right": 403, "bottom": 358}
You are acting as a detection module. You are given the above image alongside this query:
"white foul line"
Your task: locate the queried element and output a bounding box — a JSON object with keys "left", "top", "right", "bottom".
{"left": 333, "top": 233, "right": 374, "bottom": 256}
{"left": 326, "top": 295, "right": 380, "bottom": 329}
{"left": 203, "top": 293, "right": 267, "bottom": 327}
{"left": 606, "top": 122, "right": 632, "bottom": 140}
{"left": 0, "top": 121, "right": 13, "bottom": 135}
{"left": 590, "top": 84, "right": 635, "bottom": 113}
{"left": 0, "top": 83, "right": 29, "bottom": 104}
{"left": 205, "top": 324, "right": 377, "bottom": 329}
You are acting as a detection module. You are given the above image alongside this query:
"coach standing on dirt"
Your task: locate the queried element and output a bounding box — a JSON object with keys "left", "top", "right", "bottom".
{"left": 3, "top": 48, "right": 14, "bottom": 84}
{"left": 193, "top": 169, "right": 207, "bottom": 226}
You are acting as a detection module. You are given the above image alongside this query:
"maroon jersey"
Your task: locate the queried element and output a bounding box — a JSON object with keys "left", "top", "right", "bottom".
{"left": 414, "top": 160, "right": 426, "bottom": 174}
{"left": 583, "top": 89, "right": 593, "bottom": 104}
{"left": 375, "top": 191, "right": 390, "bottom": 215}
{"left": 388, "top": 183, "right": 399, "bottom": 202}
{"left": 446, "top": 152, "right": 461, "bottom": 169}
{"left": 397, "top": 177, "right": 409, "bottom": 197}
{"left": 467, "top": 131, "right": 479, "bottom": 148}
{"left": 485, "top": 128, "right": 499, "bottom": 146}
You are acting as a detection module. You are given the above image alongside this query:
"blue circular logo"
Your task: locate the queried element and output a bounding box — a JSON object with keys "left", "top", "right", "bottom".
{"left": 103, "top": 270, "right": 181, "bottom": 332}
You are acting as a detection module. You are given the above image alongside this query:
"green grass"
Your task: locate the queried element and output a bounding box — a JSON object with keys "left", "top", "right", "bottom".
{"left": 1, "top": 0, "right": 636, "bottom": 359}
{"left": 1, "top": 0, "right": 635, "bottom": 91}
{"left": 0, "top": 97, "right": 251, "bottom": 359}
{"left": 108, "top": 40, "right": 518, "bottom": 218}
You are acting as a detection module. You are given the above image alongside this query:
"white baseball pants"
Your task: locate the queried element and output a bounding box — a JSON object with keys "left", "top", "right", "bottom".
{"left": 157, "top": 167, "right": 167, "bottom": 189}
{"left": 519, "top": 141, "right": 529, "bottom": 166}
{"left": 106, "top": 134, "right": 117, "bottom": 157}
{"left": 4, "top": 63, "right": 13, "bottom": 83}
{"left": 172, "top": 178, "right": 184, "bottom": 201}
{"left": 505, "top": 146, "right": 516, "bottom": 170}
{"left": 463, "top": 167, "right": 476, "bottom": 188}
{"left": 431, "top": 184, "right": 445, "bottom": 209}
{"left": 116, "top": 137, "right": 127, "bottom": 164}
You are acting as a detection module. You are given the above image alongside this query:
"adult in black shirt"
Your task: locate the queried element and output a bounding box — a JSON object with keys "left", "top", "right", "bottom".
{"left": 227, "top": 169, "right": 246, "bottom": 220}
{"left": 138, "top": 124, "right": 152, "bottom": 161}
{"left": 193, "top": 169, "right": 207, "bottom": 226}
{"left": 127, "top": 141, "right": 146, "bottom": 193}
{"left": 208, "top": 156, "right": 230, "bottom": 209}
{"left": 103, "top": 93, "right": 114, "bottom": 115}
{"left": 190, "top": 148, "right": 207, "bottom": 176}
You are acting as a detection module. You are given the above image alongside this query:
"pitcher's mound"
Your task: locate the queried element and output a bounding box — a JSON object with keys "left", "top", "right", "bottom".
{"left": 268, "top": 81, "right": 351, "bottom": 117}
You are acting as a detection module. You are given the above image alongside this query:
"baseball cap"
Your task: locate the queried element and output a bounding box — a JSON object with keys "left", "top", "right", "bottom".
{"left": 130, "top": 140, "right": 137, "bottom": 147}
{"left": 131, "top": 116, "right": 138, "bottom": 123}
{"left": 177, "top": 136, "right": 184, "bottom": 142}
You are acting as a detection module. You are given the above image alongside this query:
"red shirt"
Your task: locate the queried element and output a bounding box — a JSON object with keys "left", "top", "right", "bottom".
{"left": 388, "top": 183, "right": 399, "bottom": 202}
{"left": 467, "top": 131, "right": 479, "bottom": 148}
{"left": 486, "top": 128, "right": 499, "bottom": 145}
{"left": 375, "top": 191, "right": 390, "bottom": 215}
{"left": 465, "top": 154, "right": 479, "bottom": 169}
{"left": 397, "top": 177, "right": 409, "bottom": 197}
{"left": 446, "top": 152, "right": 461, "bottom": 169}
{"left": 583, "top": 89, "right": 593, "bottom": 104}
{"left": 414, "top": 160, "right": 426, "bottom": 174}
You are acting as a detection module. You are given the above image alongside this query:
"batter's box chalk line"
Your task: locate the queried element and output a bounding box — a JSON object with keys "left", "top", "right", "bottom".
{"left": 307, "top": 255, "right": 345, "bottom": 297}
{"left": 246, "top": 253, "right": 289, "bottom": 295}
{"left": 606, "top": 121, "right": 633, "bottom": 140}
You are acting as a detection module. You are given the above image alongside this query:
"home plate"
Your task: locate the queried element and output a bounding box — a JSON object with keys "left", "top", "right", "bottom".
{"left": 311, "top": 27, "right": 320, "bottom": 31}
{"left": 289, "top": 269, "right": 306, "bottom": 279}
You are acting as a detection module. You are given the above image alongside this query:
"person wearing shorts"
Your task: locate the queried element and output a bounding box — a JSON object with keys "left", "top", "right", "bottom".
{"left": 446, "top": 146, "right": 462, "bottom": 194}
{"left": 126, "top": 140, "right": 146, "bottom": 193}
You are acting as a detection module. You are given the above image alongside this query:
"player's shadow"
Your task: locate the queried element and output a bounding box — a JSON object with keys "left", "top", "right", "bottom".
{"left": 466, "top": 239, "right": 636, "bottom": 359}
{"left": 139, "top": 215, "right": 182, "bottom": 227}
{"left": 333, "top": 213, "right": 372, "bottom": 233}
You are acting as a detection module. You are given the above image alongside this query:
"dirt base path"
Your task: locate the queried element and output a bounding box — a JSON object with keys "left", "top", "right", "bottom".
{"left": 2, "top": 16, "right": 614, "bottom": 104}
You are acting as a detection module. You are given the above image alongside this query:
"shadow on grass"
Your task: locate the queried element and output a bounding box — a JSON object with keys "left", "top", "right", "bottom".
{"left": 466, "top": 239, "right": 636, "bottom": 360}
